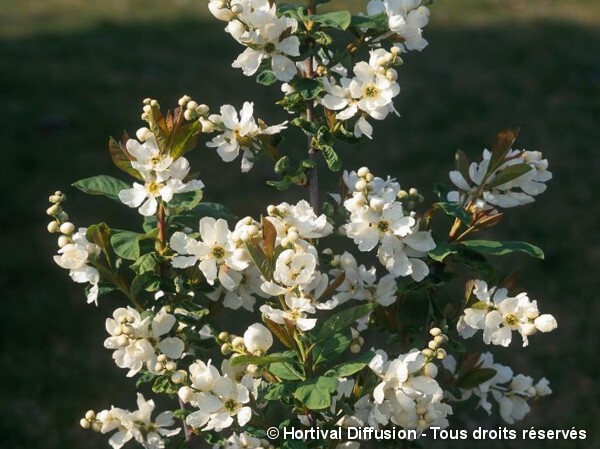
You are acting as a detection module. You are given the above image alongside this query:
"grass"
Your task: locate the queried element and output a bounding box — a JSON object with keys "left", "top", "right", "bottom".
{"left": 1, "top": 1, "right": 599, "bottom": 448}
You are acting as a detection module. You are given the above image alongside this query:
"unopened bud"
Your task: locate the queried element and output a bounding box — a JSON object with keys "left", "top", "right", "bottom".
{"left": 436, "top": 348, "right": 447, "bottom": 360}
{"left": 230, "top": 3, "right": 243, "bottom": 14}
{"left": 178, "top": 386, "right": 195, "bottom": 403}
{"left": 231, "top": 336, "right": 245, "bottom": 350}
{"left": 178, "top": 95, "right": 191, "bottom": 106}
{"left": 47, "top": 221, "right": 60, "bottom": 233}
{"left": 357, "top": 167, "right": 370, "bottom": 177}
{"left": 200, "top": 119, "right": 215, "bottom": 133}
{"left": 183, "top": 109, "right": 195, "bottom": 121}
{"left": 421, "top": 348, "right": 434, "bottom": 358}
{"left": 221, "top": 343, "right": 232, "bottom": 355}
{"left": 85, "top": 410, "right": 95, "bottom": 420}
{"left": 218, "top": 331, "right": 230, "bottom": 342}
{"left": 165, "top": 361, "right": 177, "bottom": 371}
{"left": 157, "top": 354, "right": 168, "bottom": 362}
{"left": 60, "top": 222, "right": 75, "bottom": 235}
{"left": 46, "top": 205, "right": 59, "bottom": 216}
{"left": 58, "top": 235, "right": 71, "bottom": 248}
{"left": 80, "top": 418, "right": 91, "bottom": 429}
{"left": 350, "top": 343, "right": 361, "bottom": 354}
{"left": 196, "top": 104, "right": 209, "bottom": 116}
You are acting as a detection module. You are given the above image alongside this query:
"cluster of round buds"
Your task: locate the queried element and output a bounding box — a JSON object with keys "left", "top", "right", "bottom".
{"left": 421, "top": 327, "right": 448, "bottom": 362}
{"left": 355, "top": 166, "right": 376, "bottom": 192}
{"left": 47, "top": 192, "right": 74, "bottom": 244}
{"left": 350, "top": 328, "right": 365, "bottom": 354}
{"left": 398, "top": 187, "right": 425, "bottom": 210}
{"left": 217, "top": 331, "right": 238, "bottom": 355}
{"left": 154, "top": 353, "right": 179, "bottom": 375}
{"left": 374, "top": 50, "right": 402, "bottom": 81}
{"left": 178, "top": 95, "right": 211, "bottom": 122}
{"left": 79, "top": 410, "right": 100, "bottom": 431}
{"left": 230, "top": 216, "right": 261, "bottom": 244}
{"left": 141, "top": 98, "right": 161, "bottom": 121}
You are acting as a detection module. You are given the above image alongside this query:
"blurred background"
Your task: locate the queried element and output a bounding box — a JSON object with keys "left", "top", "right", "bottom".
{"left": 1, "top": 0, "right": 599, "bottom": 448}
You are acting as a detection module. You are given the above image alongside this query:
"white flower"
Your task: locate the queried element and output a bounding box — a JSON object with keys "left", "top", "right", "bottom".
{"left": 207, "top": 102, "right": 287, "bottom": 172}
{"left": 243, "top": 323, "right": 273, "bottom": 354}
{"left": 457, "top": 280, "right": 557, "bottom": 347}
{"left": 186, "top": 376, "right": 253, "bottom": 431}
{"left": 232, "top": 17, "right": 300, "bottom": 82}
{"left": 266, "top": 200, "right": 333, "bottom": 239}
{"left": 104, "top": 307, "right": 184, "bottom": 376}
{"left": 222, "top": 432, "right": 271, "bottom": 449}
{"left": 53, "top": 228, "right": 101, "bottom": 304}
{"left": 447, "top": 148, "right": 552, "bottom": 212}
{"left": 126, "top": 130, "right": 173, "bottom": 174}
{"left": 260, "top": 295, "right": 317, "bottom": 331}
{"left": 92, "top": 394, "right": 180, "bottom": 449}
{"left": 170, "top": 217, "right": 249, "bottom": 285}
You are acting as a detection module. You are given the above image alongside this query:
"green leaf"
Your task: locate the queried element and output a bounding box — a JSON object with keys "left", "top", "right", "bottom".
{"left": 72, "top": 175, "right": 130, "bottom": 202}
{"left": 310, "top": 11, "right": 352, "bottom": 30}
{"left": 349, "top": 13, "right": 389, "bottom": 30}
{"left": 460, "top": 240, "right": 544, "bottom": 259}
{"left": 168, "top": 190, "right": 204, "bottom": 211}
{"left": 324, "top": 350, "right": 374, "bottom": 378}
{"left": 487, "top": 163, "right": 533, "bottom": 189}
{"left": 264, "top": 382, "right": 299, "bottom": 400}
{"left": 257, "top": 70, "right": 278, "bottom": 86}
{"left": 293, "top": 376, "right": 338, "bottom": 410}
{"left": 428, "top": 242, "right": 457, "bottom": 262}
{"left": 110, "top": 231, "right": 142, "bottom": 260}
{"left": 170, "top": 120, "right": 202, "bottom": 159}
{"left": 130, "top": 271, "right": 160, "bottom": 297}
{"left": 296, "top": 78, "right": 324, "bottom": 100}
{"left": 245, "top": 241, "right": 273, "bottom": 280}
{"left": 434, "top": 202, "right": 471, "bottom": 226}
{"left": 315, "top": 303, "right": 376, "bottom": 342}
{"left": 131, "top": 252, "right": 160, "bottom": 275}
{"left": 313, "top": 329, "right": 352, "bottom": 366}
{"left": 270, "top": 361, "right": 305, "bottom": 380}
{"left": 457, "top": 368, "right": 497, "bottom": 389}
{"left": 274, "top": 156, "right": 291, "bottom": 174}
{"left": 230, "top": 355, "right": 295, "bottom": 367}
{"left": 320, "top": 144, "right": 342, "bottom": 172}
{"left": 86, "top": 223, "right": 112, "bottom": 259}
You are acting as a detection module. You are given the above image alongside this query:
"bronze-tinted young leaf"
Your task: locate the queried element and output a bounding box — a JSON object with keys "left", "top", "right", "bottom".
{"left": 108, "top": 137, "right": 143, "bottom": 180}
{"left": 464, "top": 279, "right": 476, "bottom": 303}
{"left": 474, "top": 212, "right": 503, "bottom": 230}
{"left": 458, "top": 352, "right": 482, "bottom": 378}
{"left": 488, "top": 128, "right": 520, "bottom": 171}
{"left": 317, "top": 272, "right": 345, "bottom": 302}
{"left": 455, "top": 149, "right": 471, "bottom": 185}
{"left": 86, "top": 223, "right": 112, "bottom": 260}
{"left": 264, "top": 318, "right": 295, "bottom": 349}
{"left": 170, "top": 118, "right": 202, "bottom": 159}
{"left": 261, "top": 216, "right": 277, "bottom": 259}
{"left": 486, "top": 163, "right": 533, "bottom": 189}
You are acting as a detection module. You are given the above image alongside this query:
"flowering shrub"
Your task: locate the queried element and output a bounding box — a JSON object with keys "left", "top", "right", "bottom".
{"left": 47, "top": 1, "right": 557, "bottom": 448}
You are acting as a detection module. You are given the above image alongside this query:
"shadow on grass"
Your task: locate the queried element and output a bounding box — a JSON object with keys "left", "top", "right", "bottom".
{"left": 0, "top": 17, "right": 599, "bottom": 449}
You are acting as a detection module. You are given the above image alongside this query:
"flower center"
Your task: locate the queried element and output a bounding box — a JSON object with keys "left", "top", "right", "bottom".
{"left": 147, "top": 181, "right": 161, "bottom": 196}
{"left": 364, "top": 84, "right": 380, "bottom": 98}
{"left": 223, "top": 399, "right": 238, "bottom": 413}
{"left": 211, "top": 245, "right": 225, "bottom": 259}
{"left": 150, "top": 155, "right": 163, "bottom": 165}
{"left": 504, "top": 313, "right": 519, "bottom": 326}
{"left": 377, "top": 221, "right": 390, "bottom": 232}
{"left": 263, "top": 42, "right": 277, "bottom": 54}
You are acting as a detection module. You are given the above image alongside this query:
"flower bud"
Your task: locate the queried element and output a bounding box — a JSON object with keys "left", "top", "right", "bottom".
{"left": 200, "top": 118, "right": 215, "bottom": 133}
{"left": 354, "top": 180, "right": 367, "bottom": 191}
{"left": 421, "top": 348, "right": 434, "bottom": 358}
{"left": 46, "top": 205, "right": 59, "bottom": 216}
{"left": 178, "top": 95, "right": 191, "bottom": 106}
{"left": 117, "top": 335, "right": 129, "bottom": 347}
{"left": 429, "top": 327, "right": 441, "bottom": 337}
{"left": 243, "top": 323, "right": 273, "bottom": 354}
{"left": 85, "top": 410, "right": 95, "bottom": 420}
{"left": 350, "top": 343, "right": 361, "bottom": 354}
{"left": 424, "top": 363, "right": 438, "bottom": 378}
{"left": 49, "top": 194, "right": 61, "bottom": 204}
{"left": 183, "top": 109, "right": 195, "bottom": 121}
{"left": 230, "top": 3, "right": 243, "bottom": 14}
{"left": 186, "top": 100, "right": 198, "bottom": 111}
{"left": 391, "top": 46, "right": 401, "bottom": 55}
{"left": 171, "top": 370, "right": 187, "bottom": 384}
{"left": 357, "top": 167, "right": 370, "bottom": 177}
{"left": 58, "top": 235, "right": 71, "bottom": 248}
{"left": 397, "top": 190, "right": 409, "bottom": 200}
{"left": 196, "top": 104, "right": 209, "bottom": 116}
{"left": 47, "top": 221, "right": 60, "bottom": 233}
{"left": 165, "top": 361, "right": 177, "bottom": 371}
{"left": 157, "top": 354, "right": 168, "bottom": 362}
{"left": 428, "top": 340, "right": 438, "bottom": 350}
{"left": 534, "top": 314, "right": 557, "bottom": 333}
{"left": 80, "top": 418, "right": 91, "bottom": 429}
{"left": 218, "top": 331, "right": 230, "bottom": 342}
{"left": 435, "top": 348, "right": 447, "bottom": 360}
{"left": 386, "top": 69, "right": 398, "bottom": 81}
{"left": 409, "top": 187, "right": 418, "bottom": 196}
{"left": 60, "top": 222, "right": 75, "bottom": 235}
{"left": 154, "top": 362, "right": 164, "bottom": 372}
{"left": 221, "top": 343, "right": 232, "bottom": 355}
{"left": 178, "top": 386, "right": 195, "bottom": 403}
{"left": 91, "top": 421, "right": 102, "bottom": 432}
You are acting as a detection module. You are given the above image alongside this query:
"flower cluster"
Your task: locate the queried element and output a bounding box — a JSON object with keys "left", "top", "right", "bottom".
{"left": 119, "top": 125, "right": 205, "bottom": 216}
{"left": 457, "top": 280, "right": 558, "bottom": 347}
{"left": 48, "top": 192, "right": 101, "bottom": 305}
{"left": 104, "top": 307, "right": 185, "bottom": 377}
{"left": 206, "top": 102, "right": 287, "bottom": 172}
{"left": 443, "top": 352, "right": 552, "bottom": 424}
{"left": 321, "top": 49, "right": 401, "bottom": 139}
{"left": 209, "top": 0, "right": 300, "bottom": 82}
{"left": 366, "top": 0, "right": 431, "bottom": 53}
{"left": 365, "top": 346, "right": 452, "bottom": 433}
{"left": 178, "top": 359, "right": 260, "bottom": 431}
{"left": 80, "top": 394, "right": 180, "bottom": 449}
{"left": 448, "top": 148, "right": 552, "bottom": 212}
{"left": 342, "top": 167, "right": 435, "bottom": 281}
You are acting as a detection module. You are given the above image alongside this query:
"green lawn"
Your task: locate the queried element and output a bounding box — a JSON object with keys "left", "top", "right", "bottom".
{"left": 1, "top": 1, "right": 599, "bottom": 448}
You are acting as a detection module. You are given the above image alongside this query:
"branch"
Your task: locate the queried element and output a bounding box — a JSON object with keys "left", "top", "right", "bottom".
{"left": 305, "top": 3, "right": 319, "bottom": 212}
